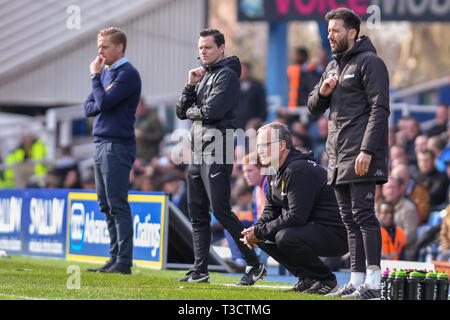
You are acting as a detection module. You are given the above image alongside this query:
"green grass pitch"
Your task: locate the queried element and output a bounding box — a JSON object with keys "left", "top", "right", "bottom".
{"left": 0, "top": 255, "right": 339, "bottom": 300}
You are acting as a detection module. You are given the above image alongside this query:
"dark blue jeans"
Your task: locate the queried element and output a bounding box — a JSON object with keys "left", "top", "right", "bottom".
{"left": 94, "top": 141, "right": 136, "bottom": 267}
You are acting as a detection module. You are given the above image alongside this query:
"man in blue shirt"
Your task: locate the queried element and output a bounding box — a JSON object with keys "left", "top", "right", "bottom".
{"left": 84, "top": 27, "right": 142, "bottom": 275}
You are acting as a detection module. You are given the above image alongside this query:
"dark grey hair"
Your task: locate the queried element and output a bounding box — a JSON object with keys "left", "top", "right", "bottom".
{"left": 257, "top": 122, "right": 293, "bottom": 150}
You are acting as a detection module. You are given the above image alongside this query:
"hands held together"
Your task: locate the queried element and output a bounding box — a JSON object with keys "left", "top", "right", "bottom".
{"left": 240, "top": 226, "right": 260, "bottom": 249}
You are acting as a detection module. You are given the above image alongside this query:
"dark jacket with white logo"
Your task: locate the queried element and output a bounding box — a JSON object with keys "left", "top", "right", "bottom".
{"left": 307, "top": 36, "right": 390, "bottom": 185}
{"left": 176, "top": 56, "right": 241, "bottom": 156}
{"left": 253, "top": 149, "right": 345, "bottom": 241}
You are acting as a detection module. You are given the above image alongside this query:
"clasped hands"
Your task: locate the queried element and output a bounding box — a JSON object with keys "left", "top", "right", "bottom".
{"left": 240, "top": 226, "right": 261, "bottom": 249}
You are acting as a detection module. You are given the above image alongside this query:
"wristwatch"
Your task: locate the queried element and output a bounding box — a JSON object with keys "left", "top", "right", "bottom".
{"left": 90, "top": 73, "right": 100, "bottom": 79}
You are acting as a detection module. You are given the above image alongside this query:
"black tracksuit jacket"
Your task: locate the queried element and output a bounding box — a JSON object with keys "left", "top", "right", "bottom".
{"left": 307, "top": 36, "right": 390, "bottom": 186}
{"left": 176, "top": 56, "right": 240, "bottom": 155}
{"left": 253, "top": 149, "right": 345, "bottom": 241}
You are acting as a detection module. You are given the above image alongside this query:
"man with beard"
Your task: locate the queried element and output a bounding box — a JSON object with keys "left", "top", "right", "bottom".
{"left": 308, "top": 8, "right": 390, "bottom": 299}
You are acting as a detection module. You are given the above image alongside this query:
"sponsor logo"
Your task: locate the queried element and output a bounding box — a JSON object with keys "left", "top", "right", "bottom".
{"left": 374, "top": 169, "right": 385, "bottom": 177}
{"left": 69, "top": 202, "right": 109, "bottom": 251}
{"left": 343, "top": 74, "right": 355, "bottom": 80}
{"left": 29, "top": 198, "right": 65, "bottom": 236}
{"left": 210, "top": 172, "right": 221, "bottom": 179}
{"left": 364, "top": 192, "right": 374, "bottom": 201}
{"left": 133, "top": 214, "right": 161, "bottom": 257}
{"left": 0, "top": 197, "right": 22, "bottom": 233}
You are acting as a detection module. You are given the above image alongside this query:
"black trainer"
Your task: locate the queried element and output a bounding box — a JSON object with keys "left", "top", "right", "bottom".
{"left": 188, "top": 272, "right": 210, "bottom": 283}
{"left": 285, "top": 277, "right": 315, "bottom": 293}
{"left": 303, "top": 276, "right": 339, "bottom": 295}
{"left": 104, "top": 262, "right": 132, "bottom": 275}
{"left": 86, "top": 260, "right": 115, "bottom": 273}
{"left": 235, "top": 264, "right": 266, "bottom": 286}
{"left": 176, "top": 270, "right": 210, "bottom": 283}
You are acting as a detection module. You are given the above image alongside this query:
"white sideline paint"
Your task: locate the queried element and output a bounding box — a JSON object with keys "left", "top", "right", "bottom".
{"left": 218, "top": 283, "right": 292, "bottom": 289}
{"left": 0, "top": 293, "right": 48, "bottom": 300}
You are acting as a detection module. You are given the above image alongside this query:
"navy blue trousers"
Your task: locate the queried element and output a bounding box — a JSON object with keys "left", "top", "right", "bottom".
{"left": 94, "top": 141, "right": 136, "bottom": 267}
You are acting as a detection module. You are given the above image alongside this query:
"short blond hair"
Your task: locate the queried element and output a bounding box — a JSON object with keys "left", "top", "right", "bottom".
{"left": 98, "top": 27, "right": 127, "bottom": 53}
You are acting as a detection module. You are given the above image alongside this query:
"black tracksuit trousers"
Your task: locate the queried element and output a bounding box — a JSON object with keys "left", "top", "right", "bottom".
{"left": 186, "top": 160, "right": 260, "bottom": 274}
{"left": 258, "top": 222, "right": 348, "bottom": 280}
{"left": 333, "top": 181, "right": 382, "bottom": 273}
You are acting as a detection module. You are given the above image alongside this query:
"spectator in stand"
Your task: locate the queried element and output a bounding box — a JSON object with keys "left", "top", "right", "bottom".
{"left": 415, "top": 149, "right": 449, "bottom": 209}
{"left": 438, "top": 191, "right": 450, "bottom": 261}
{"left": 224, "top": 176, "right": 255, "bottom": 271}
{"left": 404, "top": 117, "right": 422, "bottom": 165}
{"left": 287, "top": 47, "right": 309, "bottom": 108}
{"left": 290, "top": 121, "right": 312, "bottom": 150}
{"left": 427, "top": 135, "right": 450, "bottom": 173}
{"left": 159, "top": 169, "right": 187, "bottom": 213}
{"left": 81, "top": 172, "right": 96, "bottom": 190}
{"left": 3, "top": 131, "right": 48, "bottom": 188}
{"left": 311, "top": 47, "right": 329, "bottom": 77}
{"left": 414, "top": 134, "right": 429, "bottom": 158}
{"left": 272, "top": 109, "right": 291, "bottom": 126}
{"left": 380, "top": 176, "right": 418, "bottom": 260}
{"left": 388, "top": 127, "right": 397, "bottom": 148}
{"left": 134, "top": 98, "right": 165, "bottom": 163}
{"left": 234, "top": 62, "right": 267, "bottom": 131}
{"left": 427, "top": 104, "right": 448, "bottom": 138}
{"left": 389, "top": 144, "right": 409, "bottom": 170}
{"left": 376, "top": 200, "right": 407, "bottom": 261}
{"left": 63, "top": 167, "right": 82, "bottom": 189}
{"left": 391, "top": 164, "right": 431, "bottom": 224}
{"left": 311, "top": 116, "right": 328, "bottom": 164}
{"left": 44, "top": 168, "right": 63, "bottom": 189}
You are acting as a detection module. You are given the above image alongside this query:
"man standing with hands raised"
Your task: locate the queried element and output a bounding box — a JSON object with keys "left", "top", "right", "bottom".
{"left": 308, "top": 8, "right": 390, "bottom": 299}
{"left": 84, "top": 27, "right": 141, "bottom": 275}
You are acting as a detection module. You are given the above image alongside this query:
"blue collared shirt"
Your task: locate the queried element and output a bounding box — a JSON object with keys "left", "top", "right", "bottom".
{"left": 109, "top": 56, "right": 128, "bottom": 70}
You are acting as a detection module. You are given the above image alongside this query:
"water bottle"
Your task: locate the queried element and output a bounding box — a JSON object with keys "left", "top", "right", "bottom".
{"left": 380, "top": 268, "right": 390, "bottom": 300}
{"left": 423, "top": 270, "right": 437, "bottom": 300}
{"left": 393, "top": 269, "right": 407, "bottom": 300}
{"left": 407, "top": 269, "right": 425, "bottom": 300}
{"left": 436, "top": 272, "right": 449, "bottom": 301}
{"left": 386, "top": 269, "right": 396, "bottom": 300}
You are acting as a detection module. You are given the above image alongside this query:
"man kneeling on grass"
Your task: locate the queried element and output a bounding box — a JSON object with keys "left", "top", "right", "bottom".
{"left": 240, "top": 123, "right": 348, "bottom": 295}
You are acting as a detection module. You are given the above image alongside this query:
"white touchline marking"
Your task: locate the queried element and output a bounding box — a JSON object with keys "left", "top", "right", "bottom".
{"left": 0, "top": 293, "right": 49, "bottom": 300}
{"left": 218, "top": 283, "right": 292, "bottom": 289}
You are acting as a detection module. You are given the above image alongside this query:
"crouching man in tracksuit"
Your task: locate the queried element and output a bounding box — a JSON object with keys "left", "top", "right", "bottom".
{"left": 241, "top": 123, "right": 348, "bottom": 295}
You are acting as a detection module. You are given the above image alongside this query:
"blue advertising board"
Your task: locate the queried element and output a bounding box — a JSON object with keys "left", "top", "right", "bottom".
{"left": 23, "top": 189, "right": 68, "bottom": 258}
{"left": 0, "top": 189, "right": 168, "bottom": 269}
{"left": 66, "top": 191, "right": 168, "bottom": 269}
{"left": 0, "top": 189, "right": 67, "bottom": 258}
{"left": 0, "top": 189, "right": 25, "bottom": 254}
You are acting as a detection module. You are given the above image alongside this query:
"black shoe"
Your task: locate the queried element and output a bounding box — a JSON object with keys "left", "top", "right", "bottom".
{"left": 188, "top": 272, "right": 210, "bottom": 283}
{"left": 86, "top": 260, "right": 115, "bottom": 273}
{"left": 235, "top": 264, "right": 266, "bottom": 286}
{"left": 285, "top": 277, "right": 315, "bottom": 293}
{"left": 176, "top": 270, "right": 195, "bottom": 282}
{"left": 176, "top": 270, "right": 210, "bottom": 283}
{"left": 104, "top": 263, "right": 132, "bottom": 275}
{"left": 303, "top": 276, "right": 339, "bottom": 295}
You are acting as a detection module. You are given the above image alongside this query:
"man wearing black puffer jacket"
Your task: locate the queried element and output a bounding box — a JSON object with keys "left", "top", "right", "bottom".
{"left": 241, "top": 123, "right": 348, "bottom": 295}
{"left": 176, "top": 29, "right": 265, "bottom": 286}
{"left": 308, "top": 8, "right": 390, "bottom": 300}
